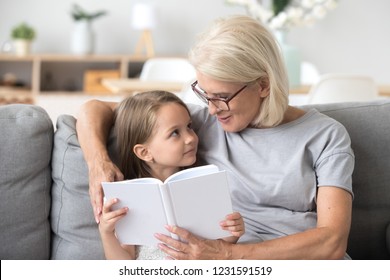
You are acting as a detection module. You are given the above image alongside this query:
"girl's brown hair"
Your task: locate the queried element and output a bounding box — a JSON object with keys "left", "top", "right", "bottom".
{"left": 114, "top": 91, "right": 190, "bottom": 179}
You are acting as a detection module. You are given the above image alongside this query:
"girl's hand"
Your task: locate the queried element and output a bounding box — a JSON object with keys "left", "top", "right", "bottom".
{"left": 99, "top": 198, "right": 128, "bottom": 235}
{"left": 220, "top": 212, "right": 245, "bottom": 237}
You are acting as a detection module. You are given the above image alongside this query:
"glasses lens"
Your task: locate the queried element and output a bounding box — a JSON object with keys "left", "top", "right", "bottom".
{"left": 192, "top": 82, "right": 230, "bottom": 111}
{"left": 193, "top": 85, "right": 209, "bottom": 104}
{"left": 209, "top": 100, "right": 229, "bottom": 111}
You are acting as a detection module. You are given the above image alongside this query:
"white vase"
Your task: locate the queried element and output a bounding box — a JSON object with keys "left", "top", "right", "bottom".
{"left": 13, "top": 39, "right": 31, "bottom": 56}
{"left": 274, "top": 30, "right": 301, "bottom": 88}
{"left": 71, "top": 20, "right": 94, "bottom": 55}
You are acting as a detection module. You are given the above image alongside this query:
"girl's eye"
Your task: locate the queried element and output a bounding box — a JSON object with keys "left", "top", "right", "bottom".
{"left": 187, "top": 122, "right": 194, "bottom": 130}
{"left": 170, "top": 129, "right": 179, "bottom": 137}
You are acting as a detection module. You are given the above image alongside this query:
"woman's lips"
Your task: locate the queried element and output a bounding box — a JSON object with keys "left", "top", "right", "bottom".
{"left": 217, "top": 114, "right": 231, "bottom": 124}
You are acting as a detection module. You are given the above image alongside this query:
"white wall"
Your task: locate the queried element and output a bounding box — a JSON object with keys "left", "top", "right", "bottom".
{"left": 1, "top": 0, "right": 389, "bottom": 84}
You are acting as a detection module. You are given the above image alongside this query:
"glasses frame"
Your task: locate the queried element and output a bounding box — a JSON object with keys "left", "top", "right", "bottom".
{"left": 191, "top": 81, "right": 247, "bottom": 111}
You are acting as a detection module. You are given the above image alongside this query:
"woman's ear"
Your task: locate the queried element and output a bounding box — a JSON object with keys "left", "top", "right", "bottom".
{"left": 133, "top": 144, "right": 153, "bottom": 162}
{"left": 257, "top": 77, "right": 270, "bottom": 98}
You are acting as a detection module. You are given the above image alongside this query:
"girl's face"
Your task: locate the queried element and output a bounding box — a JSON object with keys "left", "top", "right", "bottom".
{"left": 142, "top": 102, "right": 198, "bottom": 179}
{"left": 196, "top": 72, "right": 267, "bottom": 132}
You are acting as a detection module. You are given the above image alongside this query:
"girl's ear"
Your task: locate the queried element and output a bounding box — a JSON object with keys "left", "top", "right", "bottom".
{"left": 133, "top": 144, "right": 153, "bottom": 162}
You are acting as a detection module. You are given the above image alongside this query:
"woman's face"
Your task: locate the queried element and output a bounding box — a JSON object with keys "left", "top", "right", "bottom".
{"left": 196, "top": 72, "right": 266, "bottom": 132}
{"left": 144, "top": 103, "right": 198, "bottom": 176}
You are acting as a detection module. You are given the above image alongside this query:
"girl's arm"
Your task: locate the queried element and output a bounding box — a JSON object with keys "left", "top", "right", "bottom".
{"left": 99, "top": 198, "right": 136, "bottom": 259}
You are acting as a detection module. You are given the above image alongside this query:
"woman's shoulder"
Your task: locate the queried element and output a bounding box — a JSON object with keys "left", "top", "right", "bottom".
{"left": 288, "top": 106, "right": 345, "bottom": 127}
{"left": 282, "top": 106, "right": 307, "bottom": 124}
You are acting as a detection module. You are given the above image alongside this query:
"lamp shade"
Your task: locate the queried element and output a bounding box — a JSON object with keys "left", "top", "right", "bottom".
{"left": 131, "top": 3, "right": 156, "bottom": 30}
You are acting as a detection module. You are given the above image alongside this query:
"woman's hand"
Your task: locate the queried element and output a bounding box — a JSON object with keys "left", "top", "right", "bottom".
{"left": 89, "top": 158, "right": 124, "bottom": 224}
{"left": 155, "top": 225, "right": 233, "bottom": 260}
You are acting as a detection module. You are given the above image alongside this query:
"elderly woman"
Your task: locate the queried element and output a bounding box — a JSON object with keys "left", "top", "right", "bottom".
{"left": 76, "top": 15, "right": 354, "bottom": 259}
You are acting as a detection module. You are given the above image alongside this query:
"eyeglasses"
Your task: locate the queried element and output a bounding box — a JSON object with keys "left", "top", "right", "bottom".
{"left": 191, "top": 81, "right": 247, "bottom": 111}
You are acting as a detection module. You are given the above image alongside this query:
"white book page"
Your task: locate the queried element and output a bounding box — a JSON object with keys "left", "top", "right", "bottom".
{"left": 102, "top": 181, "right": 169, "bottom": 246}
{"left": 165, "top": 164, "right": 219, "bottom": 183}
{"left": 166, "top": 170, "right": 233, "bottom": 240}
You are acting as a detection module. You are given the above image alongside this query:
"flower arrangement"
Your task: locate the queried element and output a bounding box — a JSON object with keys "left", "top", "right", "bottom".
{"left": 70, "top": 4, "right": 107, "bottom": 21}
{"left": 225, "top": 0, "right": 339, "bottom": 30}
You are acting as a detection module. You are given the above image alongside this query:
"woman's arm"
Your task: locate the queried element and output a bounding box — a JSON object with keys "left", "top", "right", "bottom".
{"left": 156, "top": 186, "right": 352, "bottom": 259}
{"left": 76, "top": 99, "right": 122, "bottom": 223}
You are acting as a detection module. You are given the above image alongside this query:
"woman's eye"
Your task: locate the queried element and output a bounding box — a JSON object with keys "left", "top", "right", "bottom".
{"left": 213, "top": 95, "right": 228, "bottom": 101}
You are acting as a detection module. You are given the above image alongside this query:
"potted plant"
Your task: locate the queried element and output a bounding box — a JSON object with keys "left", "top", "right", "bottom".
{"left": 70, "top": 4, "right": 107, "bottom": 55}
{"left": 11, "top": 22, "right": 36, "bottom": 56}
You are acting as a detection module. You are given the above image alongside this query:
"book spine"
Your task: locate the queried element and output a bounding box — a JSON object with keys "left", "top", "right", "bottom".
{"left": 159, "top": 184, "right": 179, "bottom": 240}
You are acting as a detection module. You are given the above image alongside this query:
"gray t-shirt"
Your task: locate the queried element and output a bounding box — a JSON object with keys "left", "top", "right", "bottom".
{"left": 189, "top": 105, "right": 354, "bottom": 245}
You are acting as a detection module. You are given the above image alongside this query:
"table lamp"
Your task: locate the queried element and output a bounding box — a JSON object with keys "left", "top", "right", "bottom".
{"left": 131, "top": 3, "right": 156, "bottom": 57}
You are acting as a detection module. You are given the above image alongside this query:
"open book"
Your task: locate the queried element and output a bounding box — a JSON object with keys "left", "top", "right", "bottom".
{"left": 102, "top": 164, "right": 233, "bottom": 246}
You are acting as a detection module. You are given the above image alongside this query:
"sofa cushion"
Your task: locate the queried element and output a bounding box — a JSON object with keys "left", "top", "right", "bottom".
{"left": 51, "top": 114, "right": 117, "bottom": 259}
{"left": 302, "top": 100, "right": 390, "bottom": 259}
{"left": 0, "top": 104, "right": 53, "bottom": 259}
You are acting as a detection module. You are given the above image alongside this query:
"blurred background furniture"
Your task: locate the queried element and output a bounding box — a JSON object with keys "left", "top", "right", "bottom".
{"left": 139, "top": 57, "right": 195, "bottom": 83}
{"left": 306, "top": 74, "right": 379, "bottom": 104}
{"left": 103, "top": 57, "right": 196, "bottom": 95}
{"left": 300, "top": 61, "right": 320, "bottom": 85}
{"left": 0, "top": 53, "right": 147, "bottom": 95}
{"left": 131, "top": 3, "right": 157, "bottom": 57}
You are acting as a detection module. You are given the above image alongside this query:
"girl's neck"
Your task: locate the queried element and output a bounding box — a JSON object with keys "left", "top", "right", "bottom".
{"left": 150, "top": 166, "right": 181, "bottom": 181}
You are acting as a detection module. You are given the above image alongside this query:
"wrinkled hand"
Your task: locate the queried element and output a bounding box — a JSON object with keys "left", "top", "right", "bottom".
{"left": 89, "top": 159, "right": 124, "bottom": 224}
{"left": 155, "top": 225, "right": 233, "bottom": 260}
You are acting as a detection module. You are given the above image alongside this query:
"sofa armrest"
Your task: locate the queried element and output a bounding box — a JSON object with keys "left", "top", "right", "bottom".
{"left": 0, "top": 104, "right": 53, "bottom": 259}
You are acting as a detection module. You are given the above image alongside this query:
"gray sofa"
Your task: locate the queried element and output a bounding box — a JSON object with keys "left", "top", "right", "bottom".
{"left": 1, "top": 100, "right": 389, "bottom": 260}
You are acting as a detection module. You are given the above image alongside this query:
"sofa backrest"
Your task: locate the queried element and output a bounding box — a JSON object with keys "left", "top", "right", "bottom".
{"left": 301, "top": 100, "right": 390, "bottom": 259}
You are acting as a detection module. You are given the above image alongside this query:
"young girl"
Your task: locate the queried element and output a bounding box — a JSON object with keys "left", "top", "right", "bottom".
{"left": 98, "top": 91, "right": 244, "bottom": 260}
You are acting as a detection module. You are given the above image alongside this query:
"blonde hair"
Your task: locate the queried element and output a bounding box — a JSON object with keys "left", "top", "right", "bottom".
{"left": 114, "top": 91, "right": 190, "bottom": 179}
{"left": 189, "top": 15, "right": 289, "bottom": 127}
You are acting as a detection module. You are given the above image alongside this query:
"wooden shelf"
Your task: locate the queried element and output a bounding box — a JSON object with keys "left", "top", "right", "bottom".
{"left": 0, "top": 53, "right": 149, "bottom": 96}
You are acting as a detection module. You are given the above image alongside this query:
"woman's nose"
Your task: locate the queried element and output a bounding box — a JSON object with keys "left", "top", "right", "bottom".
{"left": 208, "top": 102, "right": 221, "bottom": 115}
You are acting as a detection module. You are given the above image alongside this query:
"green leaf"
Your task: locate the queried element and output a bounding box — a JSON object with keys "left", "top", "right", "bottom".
{"left": 273, "top": 0, "right": 290, "bottom": 16}
{"left": 70, "top": 3, "right": 107, "bottom": 21}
